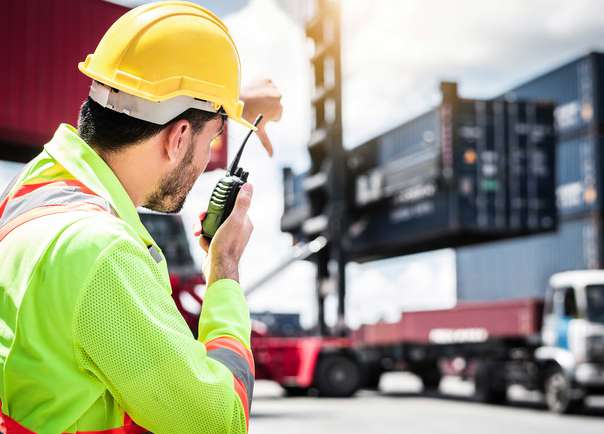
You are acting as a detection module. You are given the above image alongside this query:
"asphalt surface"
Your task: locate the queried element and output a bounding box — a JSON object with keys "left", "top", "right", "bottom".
{"left": 250, "top": 373, "right": 604, "bottom": 434}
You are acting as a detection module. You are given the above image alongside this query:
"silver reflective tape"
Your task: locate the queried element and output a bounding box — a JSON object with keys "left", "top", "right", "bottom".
{"left": 0, "top": 184, "right": 110, "bottom": 228}
{"left": 147, "top": 245, "right": 163, "bottom": 264}
{"left": 0, "top": 173, "right": 22, "bottom": 205}
{"left": 208, "top": 347, "right": 254, "bottom": 411}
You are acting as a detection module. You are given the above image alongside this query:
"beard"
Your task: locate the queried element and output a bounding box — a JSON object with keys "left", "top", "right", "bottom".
{"left": 144, "top": 139, "right": 199, "bottom": 213}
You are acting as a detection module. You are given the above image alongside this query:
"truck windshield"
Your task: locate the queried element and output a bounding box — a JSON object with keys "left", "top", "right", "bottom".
{"left": 585, "top": 285, "right": 604, "bottom": 323}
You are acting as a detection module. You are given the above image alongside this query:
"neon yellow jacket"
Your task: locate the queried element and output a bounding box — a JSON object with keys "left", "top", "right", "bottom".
{"left": 0, "top": 124, "right": 253, "bottom": 433}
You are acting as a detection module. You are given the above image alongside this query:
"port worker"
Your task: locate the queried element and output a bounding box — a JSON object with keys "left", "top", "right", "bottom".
{"left": 0, "top": 2, "right": 282, "bottom": 432}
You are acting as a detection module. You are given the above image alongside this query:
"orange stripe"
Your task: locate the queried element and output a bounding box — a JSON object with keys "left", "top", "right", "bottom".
{"left": 0, "top": 179, "right": 97, "bottom": 222}
{"left": 11, "top": 180, "right": 96, "bottom": 199}
{"left": 0, "top": 411, "right": 146, "bottom": 434}
{"left": 206, "top": 337, "right": 255, "bottom": 375}
{"left": 0, "top": 197, "right": 8, "bottom": 219}
{"left": 233, "top": 377, "right": 250, "bottom": 430}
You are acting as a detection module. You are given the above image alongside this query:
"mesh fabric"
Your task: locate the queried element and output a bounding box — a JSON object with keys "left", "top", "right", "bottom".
{"left": 74, "top": 239, "right": 247, "bottom": 433}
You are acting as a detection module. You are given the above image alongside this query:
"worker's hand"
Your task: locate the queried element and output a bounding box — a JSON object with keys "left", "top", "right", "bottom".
{"left": 241, "top": 78, "right": 283, "bottom": 157}
{"left": 195, "top": 183, "right": 254, "bottom": 285}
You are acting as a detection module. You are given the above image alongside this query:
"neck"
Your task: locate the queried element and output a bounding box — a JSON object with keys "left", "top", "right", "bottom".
{"left": 93, "top": 145, "right": 159, "bottom": 207}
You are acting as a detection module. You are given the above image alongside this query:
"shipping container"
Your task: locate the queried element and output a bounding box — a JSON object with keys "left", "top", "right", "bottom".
{"left": 501, "top": 52, "right": 604, "bottom": 219}
{"left": 456, "top": 213, "right": 602, "bottom": 301}
{"left": 504, "top": 100, "right": 557, "bottom": 231}
{"left": 502, "top": 52, "right": 604, "bottom": 139}
{"left": 343, "top": 84, "right": 556, "bottom": 262}
{"left": 0, "top": 0, "right": 227, "bottom": 169}
{"left": 456, "top": 52, "right": 604, "bottom": 302}
{"left": 1, "top": 0, "right": 127, "bottom": 160}
{"left": 556, "top": 134, "right": 602, "bottom": 218}
{"left": 353, "top": 298, "right": 543, "bottom": 347}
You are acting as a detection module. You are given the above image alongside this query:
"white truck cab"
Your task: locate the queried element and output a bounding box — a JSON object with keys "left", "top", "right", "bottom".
{"left": 537, "top": 270, "right": 604, "bottom": 413}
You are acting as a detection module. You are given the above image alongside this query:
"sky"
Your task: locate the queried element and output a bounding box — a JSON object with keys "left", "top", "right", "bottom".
{"left": 3, "top": 0, "right": 604, "bottom": 329}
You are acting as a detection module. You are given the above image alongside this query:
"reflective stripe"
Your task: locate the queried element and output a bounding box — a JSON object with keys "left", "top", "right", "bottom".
{"left": 147, "top": 245, "right": 163, "bottom": 264}
{"left": 0, "top": 411, "right": 147, "bottom": 434}
{"left": 0, "top": 182, "right": 110, "bottom": 228}
{"left": 0, "top": 203, "right": 108, "bottom": 243}
{"left": 206, "top": 337, "right": 255, "bottom": 375}
{"left": 0, "top": 173, "right": 21, "bottom": 203}
{"left": 0, "top": 173, "right": 22, "bottom": 218}
{"left": 207, "top": 347, "right": 254, "bottom": 410}
{"left": 233, "top": 376, "right": 250, "bottom": 430}
{"left": 206, "top": 336, "right": 255, "bottom": 428}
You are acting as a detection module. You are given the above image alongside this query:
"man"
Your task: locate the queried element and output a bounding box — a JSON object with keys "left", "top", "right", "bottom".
{"left": 0, "top": 2, "right": 282, "bottom": 433}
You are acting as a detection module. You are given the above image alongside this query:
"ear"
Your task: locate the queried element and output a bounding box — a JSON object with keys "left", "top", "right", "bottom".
{"left": 164, "top": 119, "right": 192, "bottom": 163}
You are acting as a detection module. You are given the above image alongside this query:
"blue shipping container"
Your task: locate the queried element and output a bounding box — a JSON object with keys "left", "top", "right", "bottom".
{"left": 456, "top": 213, "right": 600, "bottom": 301}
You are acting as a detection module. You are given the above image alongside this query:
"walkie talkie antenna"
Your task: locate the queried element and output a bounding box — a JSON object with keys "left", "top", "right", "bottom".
{"left": 228, "top": 114, "right": 263, "bottom": 175}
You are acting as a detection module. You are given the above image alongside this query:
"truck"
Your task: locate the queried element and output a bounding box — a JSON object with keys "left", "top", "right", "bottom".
{"left": 251, "top": 270, "right": 604, "bottom": 414}
{"left": 135, "top": 186, "right": 604, "bottom": 414}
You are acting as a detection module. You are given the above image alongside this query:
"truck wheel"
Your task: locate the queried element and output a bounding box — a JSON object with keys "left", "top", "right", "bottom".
{"left": 544, "top": 368, "right": 584, "bottom": 414}
{"left": 315, "top": 355, "right": 361, "bottom": 397}
{"left": 474, "top": 361, "right": 507, "bottom": 404}
{"left": 282, "top": 386, "right": 309, "bottom": 397}
{"left": 362, "top": 365, "right": 383, "bottom": 390}
{"left": 417, "top": 364, "right": 442, "bottom": 392}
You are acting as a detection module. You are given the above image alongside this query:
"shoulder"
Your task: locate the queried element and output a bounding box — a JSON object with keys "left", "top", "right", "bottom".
{"left": 48, "top": 212, "right": 150, "bottom": 277}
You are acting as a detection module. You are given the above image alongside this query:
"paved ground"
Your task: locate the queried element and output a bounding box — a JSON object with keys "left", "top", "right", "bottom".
{"left": 250, "top": 373, "right": 604, "bottom": 434}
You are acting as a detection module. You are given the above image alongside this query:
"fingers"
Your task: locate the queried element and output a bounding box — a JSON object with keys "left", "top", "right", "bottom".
{"left": 198, "top": 234, "right": 210, "bottom": 253}
{"left": 194, "top": 211, "right": 207, "bottom": 237}
{"left": 256, "top": 126, "right": 274, "bottom": 157}
{"left": 195, "top": 211, "right": 210, "bottom": 252}
{"left": 228, "top": 183, "right": 253, "bottom": 223}
{"left": 270, "top": 96, "right": 283, "bottom": 122}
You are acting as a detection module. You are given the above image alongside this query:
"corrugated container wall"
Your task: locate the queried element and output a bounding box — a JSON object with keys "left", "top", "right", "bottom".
{"left": 343, "top": 87, "right": 556, "bottom": 262}
{"left": 503, "top": 52, "right": 604, "bottom": 219}
{"left": 0, "top": 0, "right": 127, "bottom": 161}
{"left": 0, "top": 0, "right": 228, "bottom": 169}
{"left": 457, "top": 52, "right": 604, "bottom": 302}
{"left": 457, "top": 214, "right": 601, "bottom": 300}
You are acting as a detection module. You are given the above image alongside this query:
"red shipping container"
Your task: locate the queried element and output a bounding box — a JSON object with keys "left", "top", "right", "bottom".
{"left": 354, "top": 298, "right": 544, "bottom": 347}
{"left": 0, "top": 0, "right": 227, "bottom": 168}
{"left": 397, "top": 298, "right": 544, "bottom": 344}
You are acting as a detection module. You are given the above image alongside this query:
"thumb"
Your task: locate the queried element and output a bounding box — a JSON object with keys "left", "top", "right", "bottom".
{"left": 256, "top": 126, "right": 274, "bottom": 157}
{"left": 228, "top": 183, "right": 253, "bottom": 222}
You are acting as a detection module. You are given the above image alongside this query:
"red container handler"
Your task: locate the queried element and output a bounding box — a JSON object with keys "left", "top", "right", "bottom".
{"left": 252, "top": 335, "right": 352, "bottom": 388}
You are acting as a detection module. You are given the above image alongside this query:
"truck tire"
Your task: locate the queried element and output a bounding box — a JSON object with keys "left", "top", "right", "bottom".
{"left": 417, "top": 364, "right": 442, "bottom": 393}
{"left": 544, "top": 367, "right": 584, "bottom": 414}
{"left": 362, "top": 367, "right": 383, "bottom": 391}
{"left": 474, "top": 361, "right": 507, "bottom": 404}
{"left": 282, "top": 386, "right": 309, "bottom": 397}
{"left": 315, "top": 355, "right": 361, "bottom": 398}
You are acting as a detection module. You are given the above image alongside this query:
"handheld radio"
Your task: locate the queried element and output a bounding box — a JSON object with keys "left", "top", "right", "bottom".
{"left": 201, "top": 114, "right": 263, "bottom": 240}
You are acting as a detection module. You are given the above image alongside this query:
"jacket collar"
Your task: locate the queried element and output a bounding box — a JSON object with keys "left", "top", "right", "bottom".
{"left": 44, "top": 124, "right": 156, "bottom": 246}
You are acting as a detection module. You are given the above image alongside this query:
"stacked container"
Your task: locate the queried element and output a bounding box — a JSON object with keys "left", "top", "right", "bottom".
{"left": 457, "top": 52, "right": 604, "bottom": 301}
{"left": 344, "top": 83, "right": 556, "bottom": 262}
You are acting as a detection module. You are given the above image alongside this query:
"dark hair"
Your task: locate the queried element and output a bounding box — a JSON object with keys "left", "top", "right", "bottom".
{"left": 77, "top": 97, "right": 224, "bottom": 153}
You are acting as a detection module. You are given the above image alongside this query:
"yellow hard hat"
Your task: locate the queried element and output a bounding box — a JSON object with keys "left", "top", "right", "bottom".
{"left": 78, "top": 1, "right": 255, "bottom": 130}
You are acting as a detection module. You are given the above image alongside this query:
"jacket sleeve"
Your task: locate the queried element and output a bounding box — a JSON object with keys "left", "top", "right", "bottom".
{"left": 73, "top": 238, "right": 253, "bottom": 433}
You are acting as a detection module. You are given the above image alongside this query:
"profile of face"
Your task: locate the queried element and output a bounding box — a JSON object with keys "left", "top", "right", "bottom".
{"left": 145, "top": 117, "right": 224, "bottom": 213}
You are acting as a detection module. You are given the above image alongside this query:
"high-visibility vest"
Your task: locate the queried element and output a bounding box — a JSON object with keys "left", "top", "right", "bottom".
{"left": 0, "top": 124, "right": 253, "bottom": 433}
{"left": 0, "top": 178, "right": 147, "bottom": 433}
